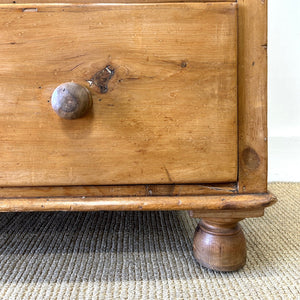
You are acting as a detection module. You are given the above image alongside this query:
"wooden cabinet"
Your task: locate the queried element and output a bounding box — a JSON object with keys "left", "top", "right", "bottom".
{"left": 0, "top": 0, "right": 276, "bottom": 271}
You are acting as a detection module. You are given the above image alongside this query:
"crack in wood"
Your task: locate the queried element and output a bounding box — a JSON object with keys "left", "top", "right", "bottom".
{"left": 164, "top": 166, "right": 173, "bottom": 183}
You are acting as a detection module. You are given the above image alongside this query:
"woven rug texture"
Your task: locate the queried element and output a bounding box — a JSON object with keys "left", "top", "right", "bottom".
{"left": 0, "top": 182, "right": 299, "bottom": 299}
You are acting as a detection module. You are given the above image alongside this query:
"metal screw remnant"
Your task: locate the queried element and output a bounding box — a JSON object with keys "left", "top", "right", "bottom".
{"left": 88, "top": 65, "right": 115, "bottom": 94}
{"left": 181, "top": 61, "right": 187, "bottom": 68}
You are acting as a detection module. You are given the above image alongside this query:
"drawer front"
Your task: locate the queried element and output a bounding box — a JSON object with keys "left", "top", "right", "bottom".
{"left": 0, "top": 3, "right": 237, "bottom": 186}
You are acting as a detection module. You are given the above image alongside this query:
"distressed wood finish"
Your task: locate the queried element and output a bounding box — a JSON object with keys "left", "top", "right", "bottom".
{"left": 0, "top": 3, "right": 237, "bottom": 186}
{"left": 0, "top": 183, "right": 237, "bottom": 198}
{"left": 238, "top": 0, "right": 268, "bottom": 193}
{"left": 0, "top": 193, "right": 276, "bottom": 212}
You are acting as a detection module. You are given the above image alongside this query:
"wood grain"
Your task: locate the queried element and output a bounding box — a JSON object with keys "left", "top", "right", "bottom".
{"left": 193, "top": 218, "right": 246, "bottom": 271}
{"left": 0, "top": 3, "right": 237, "bottom": 186}
{"left": 0, "top": 0, "right": 235, "bottom": 3}
{"left": 238, "top": 0, "right": 268, "bottom": 193}
{"left": 0, "top": 183, "right": 237, "bottom": 198}
{"left": 0, "top": 193, "right": 277, "bottom": 212}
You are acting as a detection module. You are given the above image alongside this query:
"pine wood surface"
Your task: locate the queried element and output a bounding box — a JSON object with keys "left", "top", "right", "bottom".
{"left": 238, "top": 0, "right": 268, "bottom": 193}
{"left": 0, "top": 183, "right": 237, "bottom": 198}
{"left": 0, "top": 193, "right": 276, "bottom": 212}
{"left": 0, "top": 3, "right": 237, "bottom": 187}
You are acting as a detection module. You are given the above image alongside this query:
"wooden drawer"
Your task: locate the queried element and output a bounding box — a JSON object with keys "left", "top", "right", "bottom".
{"left": 0, "top": 3, "right": 237, "bottom": 186}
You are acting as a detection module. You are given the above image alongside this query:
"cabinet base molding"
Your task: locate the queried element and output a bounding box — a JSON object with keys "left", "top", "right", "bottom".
{"left": 0, "top": 193, "right": 276, "bottom": 212}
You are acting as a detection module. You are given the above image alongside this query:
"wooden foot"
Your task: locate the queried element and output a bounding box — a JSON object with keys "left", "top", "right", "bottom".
{"left": 193, "top": 218, "right": 246, "bottom": 272}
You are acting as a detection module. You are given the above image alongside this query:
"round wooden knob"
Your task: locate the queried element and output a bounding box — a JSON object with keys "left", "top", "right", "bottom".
{"left": 51, "top": 82, "right": 92, "bottom": 119}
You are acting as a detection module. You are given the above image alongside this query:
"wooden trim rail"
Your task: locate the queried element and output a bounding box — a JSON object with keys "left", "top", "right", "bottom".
{"left": 0, "top": 193, "right": 276, "bottom": 212}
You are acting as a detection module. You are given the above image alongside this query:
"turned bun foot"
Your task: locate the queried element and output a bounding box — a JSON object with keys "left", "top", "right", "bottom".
{"left": 193, "top": 218, "right": 246, "bottom": 272}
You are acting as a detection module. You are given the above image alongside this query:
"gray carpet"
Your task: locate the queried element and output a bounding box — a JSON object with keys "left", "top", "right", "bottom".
{"left": 0, "top": 182, "right": 299, "bottom": 299}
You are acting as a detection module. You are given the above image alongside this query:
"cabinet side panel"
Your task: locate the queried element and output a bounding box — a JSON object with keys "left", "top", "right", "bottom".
{"left": 238, "top": 0, "right": 267, "bottom": 193}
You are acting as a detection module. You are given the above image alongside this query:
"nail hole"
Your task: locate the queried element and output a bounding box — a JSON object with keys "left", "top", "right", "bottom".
{"left": 181, "top": 61, "right": 187, "bottom": 68}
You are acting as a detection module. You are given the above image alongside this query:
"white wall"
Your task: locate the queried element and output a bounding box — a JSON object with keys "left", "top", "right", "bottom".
{"left": 268, "top": 0, "right": 300, "bottom": 181}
